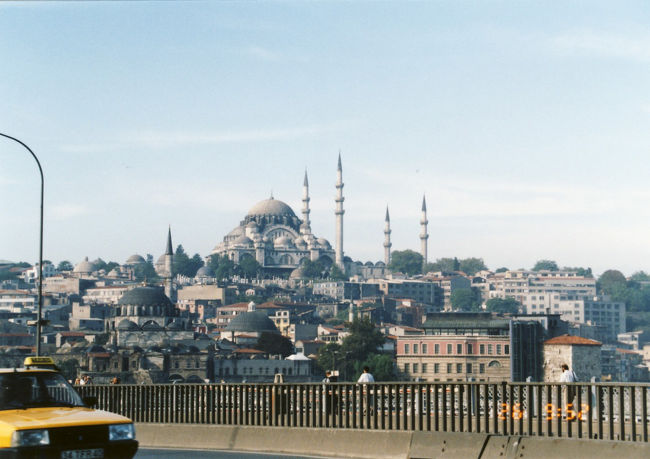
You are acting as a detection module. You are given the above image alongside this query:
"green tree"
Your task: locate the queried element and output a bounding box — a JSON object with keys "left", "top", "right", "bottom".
{"left": 57, "top": 260, "right": 73, "bottom": 271}
{"left": 532, "top": 260, "right": 559, "bottom": 271}
{"left": 630, "top": 271, "right": 650, "bottom": 282}
{"left": 598, "top": 269, "right": 627, "bottom": 295}
{"left": 316, "top": 342, "right": 342, "bottom": 375}
{"left": 173, "top": 245, "right": 202, "bottom": 277}
{"left": 0, "top": 269, "right": 18, "bottom": 281}
{"left": 361, "top": 353, "right": 395, "bottom": 381}
{"left": 255, "top": 332, "right": 294, "bottom": 357}
{"left": 239, "top": 257, "right": 261, "bottom": 279}
{"left": 425, "top": 257, "right": 457, "bottom": 273}
{"left": 450, "top": 287, "right": 481, "bottom": 311}
{"left": 133, "top": 261, "right": 159, "bottom": 282}
{"left": 495, "top": 267, "right": 509, "bottom": 273}
{"left": 341, "top": 317, "right": 385, "bottom": 362}
{"left": 459, "top": 258, "right": 488, "bottom": 276}
{"left": 301, "top": 259, "right": 324, "bottom": 279}
{"left": 562, "top": 266, "right": 593, "bottom": 277}
{"left": 388, "top": 250, "right": 423, "bottom": 275}
{"left": 485, "top": 297, "right": 521, "bottom": 314}
{"left": 329, "top": 264, "right": 348, "bottom": 281}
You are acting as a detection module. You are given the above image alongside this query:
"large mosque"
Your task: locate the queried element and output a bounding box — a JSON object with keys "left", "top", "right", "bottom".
{"left": 210, "top": 156, "right": 346, "bottom": 276}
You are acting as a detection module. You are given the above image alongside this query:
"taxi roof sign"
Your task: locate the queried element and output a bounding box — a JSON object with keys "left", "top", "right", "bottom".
{"left": 24, "top": 356, "right": 57, "bottom": 369}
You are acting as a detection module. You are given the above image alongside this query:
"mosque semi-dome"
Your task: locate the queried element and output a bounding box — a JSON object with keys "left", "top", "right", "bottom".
{"left": 125, "top": 254, "right": 146, "bottom": 265}
{"left": 195, "top": 266, "right": 214, "bottom": 278}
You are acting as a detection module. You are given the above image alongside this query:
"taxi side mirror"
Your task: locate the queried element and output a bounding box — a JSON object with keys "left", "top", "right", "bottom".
{"left": 83, "top": 396, "right": 98, "bottom": 408}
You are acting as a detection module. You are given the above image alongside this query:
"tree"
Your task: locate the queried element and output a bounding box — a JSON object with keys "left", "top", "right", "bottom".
{"left": 532, "top": 260, "right": 559, "bottom": 271}
{"left": 328, "top": 264, "right": 348, "bottom": 281}
{"left": 486, "top": 297, "right": 520, "bottom": 314}
{"left": 598, "top": 269, "right": 627, "bottom": 295}
{"left": 173, "top": 245, "right": 202, "bottom": 277}
{"left": 57, "top": 260, "right": 73, "bottom": 271}
{"left": 255, "top": 332, "right": 294, "bottom": 357}
{"left": 316, "top": 342, "right": 342, "bottom": 375}
{"left": 630, "top": 271, "right": 650, "bottom": 282}
{"left": 133, "top": 261, "right": 159, "bottom": 282}
{"left": 450, "top": 287, "right": 481, "bottom": 311}
{"left": 361, "top": 353, "right": 395, "bottom": 381}
{"left": 459, "top": 258, "right": 488, "bottom": 276}
{"left": 301, "top": 259, "right": 324, "bottom": 279}
{"left": 239, "top": 257, "right": 261, "bottom": 279}
{"left": 341, "top": 317, "right": 385, "bottom": 362}
{"left": 388, "top": 250, "right": 423, "bottom": 276}
{"left": 495, "top": 267, "right": 509, "bottom": 273}
{"left": 58, "top": 358, "right": 80, "bottom": 381}
{"left": 424, "top": 257, "right": 457, "bottom": 273}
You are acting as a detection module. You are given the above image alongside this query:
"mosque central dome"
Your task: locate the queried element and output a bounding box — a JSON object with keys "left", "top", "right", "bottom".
{"left": 247, "top": 198, "right": 296, "bottom": 218}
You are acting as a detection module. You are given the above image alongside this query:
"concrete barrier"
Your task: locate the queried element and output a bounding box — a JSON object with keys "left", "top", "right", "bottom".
{"left": 135, "top": 423, "right": 650, "bottom": 458}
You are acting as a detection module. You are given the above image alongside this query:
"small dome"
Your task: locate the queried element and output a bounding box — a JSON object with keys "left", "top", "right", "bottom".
{"left": 125, "top": 254, "right": 146, "bottom": 265}
{"left": 286, "top": 353, "right": 310, "bottom": 361}
{"left": 247, "top": 198, "right": 297, "bottom": 218}
{"left": 364, "top": 261, "right": 374, "bottom": 267}
{"left": 156, "top": 254, "right": 166, "bottom": 264}
{"left": 195, "top": 266, "right": 214, "bottom": 278}
{"left": 233, "top": 235, "right": 253, "bottom": 247}
{"left": 107, "top": 269, "right": 120, "bottom": 278}
{"left": 73, "top": 257, "right": 96, "bottom": 274}
{"left": 289, "top": 267, "right": 305, "bottom": 279}
{"left": 117, "top": 319, "right": 139, "bottom": 331}
{"left": 294, "top": 237, "right": 307, "bottom": 247}
{"left": 375, "top": 261, "right": 386, "bottom": 267}
{"left": 227, "top": 226, "right": 244, "bottom": 238}
{"left": 167, "top": 320, "right": 184, "bottom": 331}
{"left": 317, "top": 238, "right": 331, "bottom": 249}
{"left": 274, "top": 236, "right": 294, "bottom": 248}
{"left": 246, "top": 221, "right": 259, "bottom": 229}
{"left": 142, "top": 320, "right": 164, "bottom": 331}
{"left": 118, "top": 286, "right": 173, "bottom": 307}
{"left": 225, "top": 311, "right": 279, "bottom": 334}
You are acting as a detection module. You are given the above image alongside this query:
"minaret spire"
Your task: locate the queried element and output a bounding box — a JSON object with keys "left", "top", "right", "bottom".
{"left": 164, "top": 226, "right": 175, "bottom": 302}
{"left": 420, "top": 195, "right": 429, "bottom": 272}
{"left": 335, "top": 152, "right": 345, "bottom": 269}
{"left": 301, "top": 169, "right": 311, "bottom": 235}
{"left": 384, "top": 206, "right": 392, "bottom": 265}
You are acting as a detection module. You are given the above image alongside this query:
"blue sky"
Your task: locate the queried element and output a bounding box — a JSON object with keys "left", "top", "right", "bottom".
{"left": 1, "top": 1, "right": 649, "bottom": 275}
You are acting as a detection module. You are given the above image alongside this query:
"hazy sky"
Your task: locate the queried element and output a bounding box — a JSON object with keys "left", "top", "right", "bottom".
{"left": 1, "top": 1, "right": 649, "bottom": 276}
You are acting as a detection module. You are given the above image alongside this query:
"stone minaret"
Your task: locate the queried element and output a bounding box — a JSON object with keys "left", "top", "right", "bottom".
{"left": 301, "top": 170, "right": 311, "bottom": 235}
{"left": 164, "top": 226, "right": 175, "bottom": 302}
{"left": 420, "top": 195, "right": 429, "bottom": 271}
{"left": 335, "top": 153, "right": 345, "bottom": 268}
{"left": 383, "top": 206, "right": 392, "bottom": 265}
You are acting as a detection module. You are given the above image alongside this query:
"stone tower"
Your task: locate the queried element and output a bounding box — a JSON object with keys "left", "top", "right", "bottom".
{"left": 384, "top": 206, "right": 392, "bottom": 265}
{"left": 301, "top": 170, "right": 311, "bottom": 236}
{"left": 420, "top": 195, "right": 429, "bottom": 271}
{"left": 164, "top": 226, "right": 175, "bottom": 302}
{"left": 335, "top": 153, "right": 345, "bottom": 269}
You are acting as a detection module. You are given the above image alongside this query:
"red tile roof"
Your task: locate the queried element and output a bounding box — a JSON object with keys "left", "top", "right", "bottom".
{"left": 544, "top": 334, "right": 601, "bottom": 346}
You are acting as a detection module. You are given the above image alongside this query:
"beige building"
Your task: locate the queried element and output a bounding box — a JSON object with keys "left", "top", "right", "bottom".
{"left": 543, "top": 334, "right": 601, "bottom": 382}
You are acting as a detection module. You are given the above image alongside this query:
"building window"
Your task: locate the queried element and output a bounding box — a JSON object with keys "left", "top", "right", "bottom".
{"left": 488, "top": 344, "right": 493, "bottom": 355}
{"left": 413, "top": 363, "right": 419, "bottom": 373}
{"left": 422, "top": 363, "right": 428, "bottom": 373}
{"left": 467, "top": 343, "right": 473, "bottom": 354}
{"left": 505, "top": 345, "right": 510, "bottom": 355}
{"left": 434, "top": 344, "right": 440, "bottom": 354}
{"left": 496, "top": 344, "right": 502, "bottom": 355}
{"left": 404, "top": 363, "right": 410, "bottom": 373}
{"left": 447, "top": 344, "right": 452, "bottom": 354}
{"left": 404, "top": 343, "right": 410, "bottom": 354}
{"left": 480, "top": 344, "right": 485, "bottom": 355}
{"left": 466, "top": 363, "right": 472, "bottom": 374}
{"left": 422, "top": 343, "right": 428, "bottom": 354}
{"left": 457, "top": 343, "right": 463, "bottom": 354}
{"left": 456, "top": 363, "right": 462, "bottom": 374}
{"left": 434, "top": 363, "right": 440, "bottom": 373}
{"left": 479, "top": 364, "right": 485, "bottom": 374}
{"left": 413, "top": 344, "right": 419, "bottom": 354}
{"left": 447, "top": 363, "right": 452, "bottom": 373}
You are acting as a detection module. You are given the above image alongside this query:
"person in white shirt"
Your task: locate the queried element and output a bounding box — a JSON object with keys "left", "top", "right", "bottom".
{"left": 559, "top": 364, "right": 576, "bottom": 383}
{"left": 357, "top": 366, "right": 375, "bottom": 383}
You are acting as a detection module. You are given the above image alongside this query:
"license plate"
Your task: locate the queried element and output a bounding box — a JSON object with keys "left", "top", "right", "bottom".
{"left": 61, "top": 449, "right": 104, "bottom": 459}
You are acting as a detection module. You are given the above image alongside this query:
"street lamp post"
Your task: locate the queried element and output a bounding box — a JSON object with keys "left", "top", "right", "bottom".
{"left": 0, "top": 133, "right": 45, "bottom": 356}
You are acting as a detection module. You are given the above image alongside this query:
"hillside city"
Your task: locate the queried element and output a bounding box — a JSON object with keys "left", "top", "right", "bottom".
{"left": 2, "top": 226, "right": 649, "bottom": 386}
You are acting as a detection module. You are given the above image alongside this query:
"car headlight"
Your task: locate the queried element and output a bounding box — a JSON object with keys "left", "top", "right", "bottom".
{"left": 109, "top": 423, "right": 135, "bottom": 441}
{"left": 11, "top": 429, "right": 50, "bottom": 447}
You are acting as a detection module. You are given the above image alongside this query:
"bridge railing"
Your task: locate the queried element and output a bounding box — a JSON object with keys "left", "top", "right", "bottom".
{"left": 78, "top": 381, "right": 650, "bottom": 442}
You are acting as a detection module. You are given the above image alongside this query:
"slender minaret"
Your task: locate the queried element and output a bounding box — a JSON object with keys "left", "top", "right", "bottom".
{"left": 420, "top": 195, "right": 429, "bottom": 271}
{"left": 301, "top": 170, "right": 311, "bottom": 235}
{"left": 164, "top": 226, "right": 175, "bottom": 301}
{"left": 383, "top": 206, "right": 392, "bottom": 265}
{"left": 335, "top": 153, "right": 345, "bottom": 268}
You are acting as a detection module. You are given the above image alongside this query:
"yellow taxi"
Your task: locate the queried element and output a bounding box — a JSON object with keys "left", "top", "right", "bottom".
{"left": 0, "top": 357, "right": 138, "bottom": 458}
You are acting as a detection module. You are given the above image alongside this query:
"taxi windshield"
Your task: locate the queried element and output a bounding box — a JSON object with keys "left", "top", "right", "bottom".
{"left": 0, "top": 372, "right": 85, "bottom": 410}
